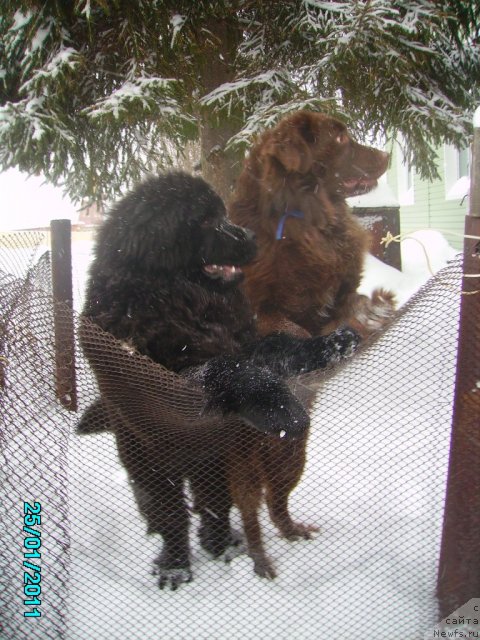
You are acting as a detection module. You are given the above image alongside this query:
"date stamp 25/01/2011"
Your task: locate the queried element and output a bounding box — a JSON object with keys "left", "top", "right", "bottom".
{"left": 23, "top": 501, "right": 42, "bottom": 618}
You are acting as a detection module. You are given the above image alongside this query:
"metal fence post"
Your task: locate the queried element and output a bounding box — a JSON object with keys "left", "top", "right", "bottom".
{"left": 437, "top": 108, "right": 480, "bottom": 617}
{"left": 51, "top": 219, "right": 77, "bottom": 411}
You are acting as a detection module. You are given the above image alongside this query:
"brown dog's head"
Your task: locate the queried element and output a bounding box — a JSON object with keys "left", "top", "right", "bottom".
{"left": 258, "top": 111, "right": 389, "bottom": 198}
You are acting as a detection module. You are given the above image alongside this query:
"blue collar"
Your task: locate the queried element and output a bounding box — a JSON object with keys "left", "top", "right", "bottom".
{"left": 275, "top": 210, "right": 305, "bottom": 240}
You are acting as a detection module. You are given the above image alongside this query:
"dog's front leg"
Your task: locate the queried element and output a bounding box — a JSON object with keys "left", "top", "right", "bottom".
{"left": 187, "top": 357, "right": 310, "bottom": 439}
{"left": 127, "top": 471, "right": 192, "bottom": 590}
{"left": 115, "top": 428, "right": 193, "bottom": 590}
{"left": 241, "top": 326, "right": 360, "bottom": 376}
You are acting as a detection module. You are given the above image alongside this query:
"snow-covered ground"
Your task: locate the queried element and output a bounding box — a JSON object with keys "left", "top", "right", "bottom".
{"left": 2, "top": 229, "right": 462, "bottom": 640}
{"left": 63, "top": 230, "right": 461, "bottom": 639}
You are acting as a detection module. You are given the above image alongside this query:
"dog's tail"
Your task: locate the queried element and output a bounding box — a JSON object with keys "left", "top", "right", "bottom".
{"left": 76, "top": 398, "right": 112, "bottom": 435}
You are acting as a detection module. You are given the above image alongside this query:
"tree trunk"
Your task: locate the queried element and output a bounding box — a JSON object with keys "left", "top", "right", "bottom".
{"left": 199, "top": 115, "right": 245, "bottom": 203}
{"left": 196, "top": 17, "right": 245, "bottom": 202}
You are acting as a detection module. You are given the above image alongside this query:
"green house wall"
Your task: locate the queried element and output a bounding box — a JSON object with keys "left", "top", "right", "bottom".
{"left": 386, "top": 142, "right": 468, "bottom": 250}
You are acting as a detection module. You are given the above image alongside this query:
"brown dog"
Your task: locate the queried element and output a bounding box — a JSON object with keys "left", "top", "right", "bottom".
{"left": 229, "top": 110, "right": 396, "bottom": 339}
{"left": 226, "top": 111, "right": 396, "bottom": 576}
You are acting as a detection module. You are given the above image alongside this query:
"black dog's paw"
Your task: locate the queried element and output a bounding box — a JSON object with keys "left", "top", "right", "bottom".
{"left": 199, "top": 522, "right": 246, "bottom": 563}
{"left": 199, "top": 520, "right": 242, "bottom": 558}
{"left": 322, "top": 326, "right": 361, "bottom": 360}
{"left": 223, "top": 538, "right": 247, "bottom": 563}
{"left": 238, "top": 382, "right": 309, "bottom": 439}
{"left": 152, "top": 552, "right": 192, "bottom": 591}
{"left": 155, "top": 567, "right": 193, "bottom": 591}
{"left": 240, "top": 327, "right": 360, "bottom": 378}
{"left": 197, "top": 357, "right": 310, "bottom": 439}
{"left": 222, "top": 529, "right": 247, "bottom": 563}
{"left": 301, "top": 326, "right": 360, "bottom": 372}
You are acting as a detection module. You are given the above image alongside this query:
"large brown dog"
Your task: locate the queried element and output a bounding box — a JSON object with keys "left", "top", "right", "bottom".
{"left": 229, "top": 110, "right": 396, "bottom": 339}
{"left": 227, "top": 112, "right": 396, "bottom": 574}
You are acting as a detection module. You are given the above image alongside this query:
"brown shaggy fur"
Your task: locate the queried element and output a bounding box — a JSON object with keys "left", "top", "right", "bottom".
{"left": 229, "top": 110, "right": 396, "bottom": 339}
{"left": 227, "top": 112, "right": 396, "bottom": 569}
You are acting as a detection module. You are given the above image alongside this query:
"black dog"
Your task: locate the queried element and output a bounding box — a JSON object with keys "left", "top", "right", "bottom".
{"left": 80, "top": 171, "right": 359, "bottom": 588}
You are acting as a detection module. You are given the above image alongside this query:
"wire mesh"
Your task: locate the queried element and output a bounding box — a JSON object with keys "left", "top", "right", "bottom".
{"left": 0, "top": 230, "right": 462, "bottom": 640}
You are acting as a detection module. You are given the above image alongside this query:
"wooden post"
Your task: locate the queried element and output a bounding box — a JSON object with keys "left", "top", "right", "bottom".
{"left": 51, "top": 219, "right": 77, "bottom": 411}
{"left": 353, "top": 206, "right": 402, "bottom": 270}
{"left": 437, "top": 108, "right": 480, "bottom": 617}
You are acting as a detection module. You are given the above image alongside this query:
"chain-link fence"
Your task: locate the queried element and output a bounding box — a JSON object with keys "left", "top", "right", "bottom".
{"left": 0, "top": 229, "right": 464, "bottom": 640}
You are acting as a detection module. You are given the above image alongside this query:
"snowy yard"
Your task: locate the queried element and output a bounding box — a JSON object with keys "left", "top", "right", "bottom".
{"left": 63, "top": 232, "right": 461, "bottom": 639}
{"left": 1, "top": 4, "right": 477, "bottom": 637}
{"left": 2, "top": 231, "right": 462, "bottom": 640}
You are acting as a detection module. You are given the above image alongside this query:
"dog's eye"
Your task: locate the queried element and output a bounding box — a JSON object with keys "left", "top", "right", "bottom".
{"left": 200, "top": 217, "right": 213, "bottom": 228}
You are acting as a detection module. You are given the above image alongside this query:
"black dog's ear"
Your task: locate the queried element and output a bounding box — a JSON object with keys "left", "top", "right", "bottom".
{"left": 100, "top": 197, "right": 186, "bottom": 273}
{"left": 129, "top": 205, "right": 183, "bottom": 271}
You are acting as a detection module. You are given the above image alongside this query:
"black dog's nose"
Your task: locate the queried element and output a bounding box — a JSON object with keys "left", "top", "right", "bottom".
{"left": 222, "top": 220, "right": 256, "bottom": 244}
{"left": 243, "top": 227, "right": 256, "bottom": 243}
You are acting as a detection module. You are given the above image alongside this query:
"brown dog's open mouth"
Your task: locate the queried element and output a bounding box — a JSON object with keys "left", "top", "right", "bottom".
{"left": 342, "top": 176, "right": 378, "bottom": 197}
{"left": 203, "top": 264, "right": 242, "bottom": 282}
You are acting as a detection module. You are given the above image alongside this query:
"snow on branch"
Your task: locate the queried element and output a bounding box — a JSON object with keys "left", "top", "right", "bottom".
{"left": 170, "top": 14, "right": 186, "bottom": 47}
{"left": 83, "top": 77, "right": 182, "bottom": 120}
{"left": 79, "top": 0, "right": 92, "bottom": 20}
{"left": 29, "top": 21, "right": 54, "bottom": 54}
{"left": 303, "top": 1, "right": 351, "bottom": 13}
{"left": 20, "top": 48, "right": 81, "bottom": 94}
{"left": 0, "top": 97, "right": 75, "bottom": 146}
{"left": 225, "top": 97, "right": 343, "bottom": 150}
{"left": 200, "top": 70, "right": 292, "bottom": 107}
{"left": 303, "top": 0, "right": 440, "bottom": 62}
{"left": 10, "top": 9, "right": 34, "bottom": 31}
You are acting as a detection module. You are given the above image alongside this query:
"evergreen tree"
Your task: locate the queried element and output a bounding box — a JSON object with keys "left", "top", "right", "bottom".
{"left": 0, "top": 0, "right": 478, "bottom": 205}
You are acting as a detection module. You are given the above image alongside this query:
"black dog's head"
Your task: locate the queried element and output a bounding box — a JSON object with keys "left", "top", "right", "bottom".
{"left": 95, "top": 172, "right": 256, "bottom": 290}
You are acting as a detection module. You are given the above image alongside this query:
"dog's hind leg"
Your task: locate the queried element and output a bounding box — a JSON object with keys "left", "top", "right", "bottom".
{"left": 263, "top": 436, "right": 319, "bottom": 541}
{"left": 228, "top": 441, "right": 277, "bottom": 579}
{"left": 189, "top": 457, "right": 240, "bottom": 558}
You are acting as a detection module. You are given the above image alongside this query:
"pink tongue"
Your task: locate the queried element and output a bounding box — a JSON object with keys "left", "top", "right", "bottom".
{"left": 223, "top": 266, "right": 235, "bottom": 278}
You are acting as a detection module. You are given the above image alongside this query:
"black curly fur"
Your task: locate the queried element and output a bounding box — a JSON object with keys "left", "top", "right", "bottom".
{"left": 80, "top": 171, "right": 359, "bottom": 589}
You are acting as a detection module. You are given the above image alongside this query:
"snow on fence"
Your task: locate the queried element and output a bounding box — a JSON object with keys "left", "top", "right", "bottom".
{"left": 0, "top": 223, "right": 475, "bottom": 640}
